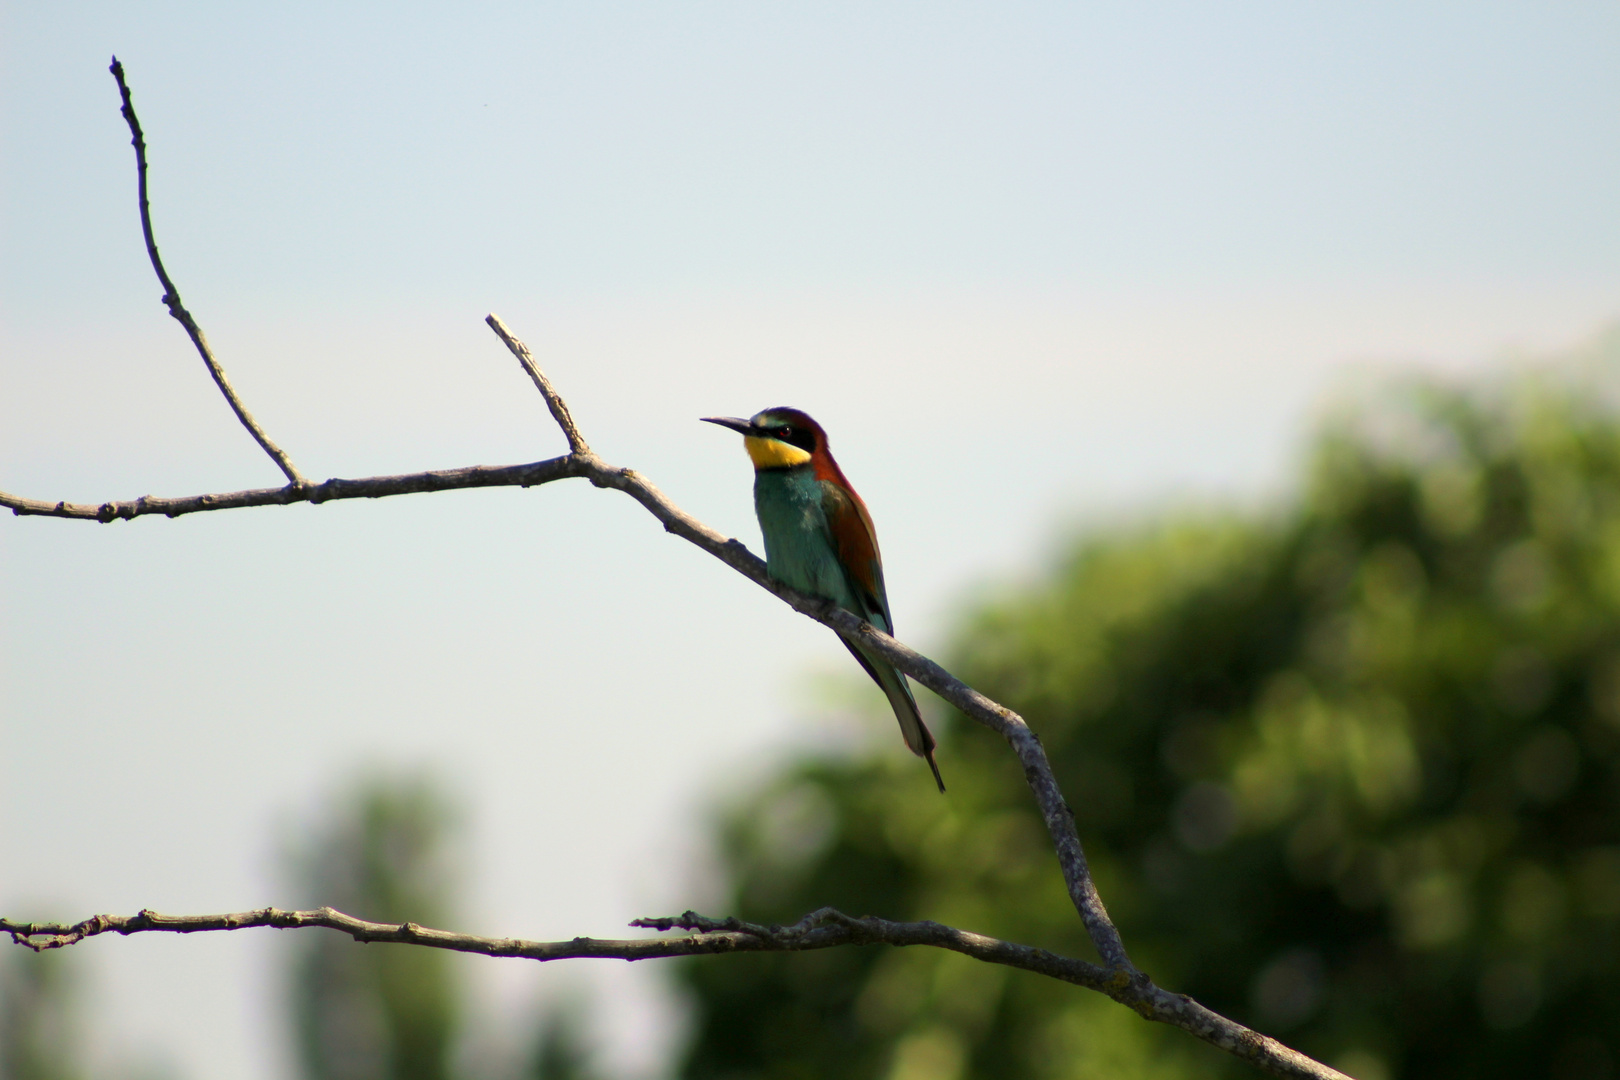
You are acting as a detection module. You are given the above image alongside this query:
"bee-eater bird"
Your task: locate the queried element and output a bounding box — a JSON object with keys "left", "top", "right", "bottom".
{"left": 702, "top": 408, "right": 945, "bottom": 792}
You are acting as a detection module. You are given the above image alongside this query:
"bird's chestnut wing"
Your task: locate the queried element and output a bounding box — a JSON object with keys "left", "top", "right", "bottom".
{"left": 819, "top": 480, "right": 893, "bottom": 633}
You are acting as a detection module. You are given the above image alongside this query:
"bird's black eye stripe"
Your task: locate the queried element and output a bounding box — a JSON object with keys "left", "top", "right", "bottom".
{"left": 754, "top": 419, "right": 815, "bottom": 452}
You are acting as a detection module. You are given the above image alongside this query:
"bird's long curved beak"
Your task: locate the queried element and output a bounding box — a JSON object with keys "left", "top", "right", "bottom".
{"left": 700, "top": 416, "right": 754, "bottom": 436}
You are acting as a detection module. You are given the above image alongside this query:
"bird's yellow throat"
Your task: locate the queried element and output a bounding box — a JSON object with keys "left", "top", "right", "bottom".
{"left": 745, "top": 435, "right": 813, "bottom": 470}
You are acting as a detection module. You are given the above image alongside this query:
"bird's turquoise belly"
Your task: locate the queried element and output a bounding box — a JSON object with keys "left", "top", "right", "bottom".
{"left": 753, "top": 468, "right": 858, "bottom": 610}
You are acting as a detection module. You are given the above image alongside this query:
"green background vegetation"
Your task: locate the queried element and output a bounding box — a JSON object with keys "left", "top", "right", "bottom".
{"left": 678, "top": 342, "right": 1620, "bottom": 1080}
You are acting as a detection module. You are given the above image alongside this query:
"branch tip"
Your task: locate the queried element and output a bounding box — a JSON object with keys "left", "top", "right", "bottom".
{"left": 484, "top": 314, "right": 590, "bottom": 455}
{"left": 106, "top": 58, "right": 305, "bottom": 486}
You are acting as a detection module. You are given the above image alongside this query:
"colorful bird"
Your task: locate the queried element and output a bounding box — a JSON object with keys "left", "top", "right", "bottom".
{"left": 702, "top": 408, "right": 945, "bottom": 792}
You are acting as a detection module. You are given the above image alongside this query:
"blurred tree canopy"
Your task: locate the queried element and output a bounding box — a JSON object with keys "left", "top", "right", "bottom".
{"left": 287, "top": 773, "right": 462, "bottom": 1080}
{"left": 676, "top": 344, "right": 1620, "bottom": 1080}
{"left": 0, "top": 948, "right": 81, "bottom": 1080}
{"left": 282, "top": 773, "right": 606, "bottom": 1080}
{"left": 524, "top": 999, "right": 609, "bottom": 1080}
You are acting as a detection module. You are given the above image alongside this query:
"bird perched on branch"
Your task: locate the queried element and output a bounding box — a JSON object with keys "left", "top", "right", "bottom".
{"left": 702, "top": 408, "right": 945, "bottom": 792}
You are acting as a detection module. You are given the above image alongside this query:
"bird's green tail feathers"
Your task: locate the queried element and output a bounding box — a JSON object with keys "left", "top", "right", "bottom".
{"left": 842, "top": 640, "right": 946, "bottom": 793}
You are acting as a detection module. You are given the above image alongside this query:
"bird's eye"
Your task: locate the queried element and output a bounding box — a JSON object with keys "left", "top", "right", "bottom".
{"left": 779, "top": 427, "right": 794, "bottom": 439}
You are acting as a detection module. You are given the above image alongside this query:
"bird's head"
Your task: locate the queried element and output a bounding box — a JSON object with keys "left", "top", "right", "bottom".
{"left": 701, "top": 407, "right": 826, "bottom": 470}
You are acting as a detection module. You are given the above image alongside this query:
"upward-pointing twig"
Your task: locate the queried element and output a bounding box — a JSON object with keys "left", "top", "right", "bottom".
{"left": 108, "top": 57, "right": 305, "bottom": 486}
{"left": 485, "top": 313, "right": 590, "bottom": 454}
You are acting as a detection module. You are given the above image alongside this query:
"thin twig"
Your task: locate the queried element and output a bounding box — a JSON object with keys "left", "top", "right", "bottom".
{"left": 108, "top": 57, "right": 305, "bottom": 486}
{"left": 0, "top": 907, "right": 1350, "bottom": 1080}
{"left": 485, "top": 313, "right": 590, "bottom": 454}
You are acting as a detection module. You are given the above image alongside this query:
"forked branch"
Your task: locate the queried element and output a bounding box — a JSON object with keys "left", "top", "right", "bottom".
{"left": 1, "top": 61, "right": 1353, "bottom": 1080}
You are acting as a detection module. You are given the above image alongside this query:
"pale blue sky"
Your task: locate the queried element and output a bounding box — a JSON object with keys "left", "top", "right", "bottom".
{"left": 5, "top": 1, "right": 1618, "bottom": 307}
{"left": 3, "top": 3, "right": 1618, "bottom": 1078}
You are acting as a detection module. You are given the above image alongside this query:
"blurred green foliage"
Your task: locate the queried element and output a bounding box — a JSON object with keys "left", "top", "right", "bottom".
{"left": 524, "top": 999, "right": 607, "bottom": 1080}
{"left": 288, "top": 773, "right": 462, "bottom": 1080}
{"left": 0, "top": 948, "right": 81, "bottom": 1080}
{"left": 676, "top": 351, "right": 1620, "bottom": 1080}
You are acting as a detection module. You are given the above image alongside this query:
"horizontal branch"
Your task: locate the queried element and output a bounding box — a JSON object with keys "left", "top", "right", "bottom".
{"left": 1, "top": 907, "right": 1348, "bottom": 1080}
{"left": 0, "top": 458, "right": 581, "bottom": 521}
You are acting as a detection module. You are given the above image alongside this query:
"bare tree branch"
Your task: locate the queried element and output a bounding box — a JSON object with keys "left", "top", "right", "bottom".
{"left": 108, "top": 57, "right": 306, "bottom": 486}
{"left": 1, "top": 458, "right": 578, "bottom": 521}
{"left": 0, "top": 908, "right": 1350, "bottom": 1080}
{"left": 486, "top": 313, "right": 590, "bottom": 454}
{"left": 1, "top": 68, "right": 1358, "bottom": 1080}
